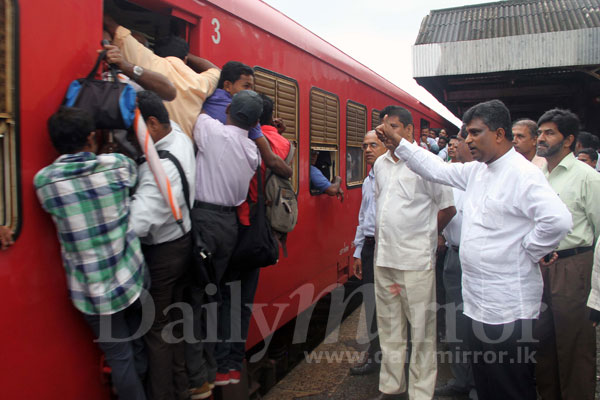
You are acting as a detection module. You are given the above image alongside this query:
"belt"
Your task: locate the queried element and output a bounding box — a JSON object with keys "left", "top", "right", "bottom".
{"left": 193, "top": 200, "right": 236, "bottom": 213}
{"left": 556, "top": 245, "right": 593, "bottom": 259}
{"left": 365, "top": 236, "right": 375, "bottom": 244}
{"left": 450, "top": 245, "right": 459, "bottom": 252}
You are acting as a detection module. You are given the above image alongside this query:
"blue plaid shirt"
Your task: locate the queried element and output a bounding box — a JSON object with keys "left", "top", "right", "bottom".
{"left": 34, "top": 152, "right": 146, "bottom": 315}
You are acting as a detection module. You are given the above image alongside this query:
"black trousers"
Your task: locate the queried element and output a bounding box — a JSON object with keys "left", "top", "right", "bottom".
{"left": 186, "top": 206, "right": 238, "bottom": 387}
{"left": 142, "top": 233, "right": 191, "bottom": 400}
{"left": 361, "top": 237, "right": 380, "bottom": 356}
{"left": 467, "top": 317, "right": 537, "bottom": 400}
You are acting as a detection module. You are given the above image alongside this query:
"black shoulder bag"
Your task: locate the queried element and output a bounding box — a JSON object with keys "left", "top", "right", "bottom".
{"left": 229, "top": 161, "right": 280, "bottom": 270}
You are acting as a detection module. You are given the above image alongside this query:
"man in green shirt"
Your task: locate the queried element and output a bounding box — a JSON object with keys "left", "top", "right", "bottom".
{"left": 535, "top": 108, "right": 600, "bottom": 400}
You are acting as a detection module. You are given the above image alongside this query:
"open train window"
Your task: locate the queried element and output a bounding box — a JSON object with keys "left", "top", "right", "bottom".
{"left": 371, "top": 108, "right": 381, "bottom": 130}
{"left": 309, "top": 88, "right": 339, "bottom": 195}
{"left": 254, "top": 67, "right": 299, "bottom": 192}
{"left": 0, "top": 0, "right": 18, "bottom": 234}
{"left": 346, "top": 101, "right": 366, "bottom": 188}
{"left": 105, "top": 0, "right": 192, "bottom": 45}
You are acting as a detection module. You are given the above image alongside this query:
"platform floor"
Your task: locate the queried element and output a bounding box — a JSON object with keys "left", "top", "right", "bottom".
{"left": 263, "top": 305, "right": 600, "bottom": 400}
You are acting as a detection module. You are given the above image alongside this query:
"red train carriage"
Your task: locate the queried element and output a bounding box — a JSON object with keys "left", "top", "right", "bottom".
{"left": 0, "top": 0, "right": 454, "bottom": 398}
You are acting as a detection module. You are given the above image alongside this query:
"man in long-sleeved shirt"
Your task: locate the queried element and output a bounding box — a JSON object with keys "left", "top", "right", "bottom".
{"left": 129, "top": 91, "right": 196, "bottom": 400}
{"left": 187, "top": 90, "right": 262, "bottom": 390}
{"left": 201, "top": 61, "right": 292, "bottom": 179}
{"left": 349, "top": 130, "right": 386, "bottom": 376}
{"left": 370, "top": 106, "right": 455, "bottom": 400}
{"left": 534, "top": 108, "right": 600, "bottom": 400}
{"left": 379, "top": 100, "right": 572, "bottom": 400}
{"left": 104, "top": 16, "right": 220, "bottom": 137}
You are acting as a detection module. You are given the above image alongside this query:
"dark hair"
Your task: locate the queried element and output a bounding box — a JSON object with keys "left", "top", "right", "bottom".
{"left": 537, "top": 108, "right": 580, "bottom": 151}
{"left": 459, "top": 124, "right": 467, "bottom": 139}
{"left": 381, "top": 105, "right": 413, "bottom": 127}
{"left": 438, "top": 136, "right": 448, "bottom": 144}
{"left": 430, "top": 128, "right": 440, "bottom": 137}
{"left": 137, "top": 91, "right": 170, "bottom": 125}
{"left": 259, "top": 93, "right": 274, "bottom": 126}
{"left": 154, "top": 35, "right": 189, "bottom": 60}
{"left": 512, "top": 118, "right": 538, "bottom": 139}
{"left": 577, "top": 131, "right": 598, "bottom": 150}
{"left": 47, "top": 106, "right": 95, "bottom": 154}
{"left": 379, "top": 105, "right": 395, "bottom": 122}
{"left": 462, "top": 99, "right": 512, "bottom": 141}
{"left": 217, "top": 61, "right": 254, "bottom": 89}
{"left": 577, "top": 147, "right": 598, "bottom": 162}
{"left": 449, "top": 135, "right": 458, "bottom": 140}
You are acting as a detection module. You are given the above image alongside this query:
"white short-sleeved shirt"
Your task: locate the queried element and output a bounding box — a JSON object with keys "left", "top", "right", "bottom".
{"left": 373, "top": 151, "right": 454, "bottom": 271}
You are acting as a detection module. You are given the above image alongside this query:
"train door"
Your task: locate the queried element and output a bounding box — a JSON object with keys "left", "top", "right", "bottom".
{"left": 0, "top": 0, "right": 17, "bottom": 236}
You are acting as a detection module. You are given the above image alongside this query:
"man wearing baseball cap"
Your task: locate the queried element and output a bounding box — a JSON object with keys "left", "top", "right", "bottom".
{"left": 186, "top": 90, "right": 263, "bottom": 397}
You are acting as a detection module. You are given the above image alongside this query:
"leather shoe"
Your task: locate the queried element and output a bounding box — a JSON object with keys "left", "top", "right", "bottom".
{"left": 368, "top": 392, "right": 408, "bottom": 400}
{"left": 349, "top": 356, "right": 379, "bottom": 375}
{"left": 434, "top": 382, "right": 469, "bottom": 397}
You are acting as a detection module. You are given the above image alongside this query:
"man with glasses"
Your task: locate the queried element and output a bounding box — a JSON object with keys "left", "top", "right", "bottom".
{"left": 350, "top": 130, "right": 387, "bottom": 376}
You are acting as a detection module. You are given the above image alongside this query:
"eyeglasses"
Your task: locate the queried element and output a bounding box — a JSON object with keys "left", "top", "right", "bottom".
{"left": 361, "top": 142, "right": 380, "bottom": 150}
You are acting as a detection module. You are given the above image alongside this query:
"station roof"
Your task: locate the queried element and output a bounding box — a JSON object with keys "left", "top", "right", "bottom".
{"left": 415, "top": 0, "right": 600, "bottom": 45}
{"left": 412, "top": 0, "right": 600, "bottom": 131}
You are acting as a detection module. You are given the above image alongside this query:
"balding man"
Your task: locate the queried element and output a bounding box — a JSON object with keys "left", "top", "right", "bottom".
{"left": 512, "top": 119, "right": 546, "bottom": 168}
{"left": 350, "top": 130, "right": 387, "bottom": 376}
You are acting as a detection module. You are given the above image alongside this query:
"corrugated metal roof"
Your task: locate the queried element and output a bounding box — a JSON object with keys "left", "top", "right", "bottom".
{"left": 415, "top": 0, "right": 600, "bottom": 44}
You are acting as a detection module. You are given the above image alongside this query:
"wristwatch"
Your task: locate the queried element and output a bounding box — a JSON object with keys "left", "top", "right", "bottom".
{"left": 132, "top": 65, "right": 144, "bottom": 80}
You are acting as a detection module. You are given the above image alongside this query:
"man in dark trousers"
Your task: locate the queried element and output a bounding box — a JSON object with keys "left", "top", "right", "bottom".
{"left": 350, "top": 129, "right": 386, "bottom": 375}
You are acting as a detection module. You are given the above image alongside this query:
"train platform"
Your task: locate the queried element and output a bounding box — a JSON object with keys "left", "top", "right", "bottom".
{"left": 262, "top": 304, "right": 600, "bottom": 400}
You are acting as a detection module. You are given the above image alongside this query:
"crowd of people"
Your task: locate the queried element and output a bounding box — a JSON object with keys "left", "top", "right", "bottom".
{"left": 351, "top": 100, "right": 600, "bottom": 400}
{"left": 0, "top": 12, "right": 599, "bottom": 400}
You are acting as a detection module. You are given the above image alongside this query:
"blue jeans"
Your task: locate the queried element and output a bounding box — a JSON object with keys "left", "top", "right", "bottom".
{"left": 83, "top": 300, "right": 147, "bottom": 400}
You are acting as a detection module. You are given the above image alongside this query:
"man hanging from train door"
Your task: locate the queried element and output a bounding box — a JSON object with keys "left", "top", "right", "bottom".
{"left": 348, "top": 129, "right": 386, "bottom": 376}
{"left": 370, "top": 105, "right": 456, "bottom": 400}
{"left": 34, "top": 107, "right": 148, "bottom": 400}
{"left": 200, "top": 61, "right": 293, "bottom": 179}
{"left": 103, "top": 15, "right": 221, "bottom": 137}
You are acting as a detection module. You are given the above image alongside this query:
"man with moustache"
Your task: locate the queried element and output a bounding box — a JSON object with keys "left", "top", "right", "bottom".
{"left": 535, "top": 108, "right": 600, "bottom": 400}
{"left": 435, "top": 126, "right": 477, "bottom": 400}
{"left": 350, "top": 130, "right": 387, "bottom": 376}
{"left": 512, "top": 119, "right": 546, "bottom": 168}
{"left": 379, "top": 100, "right": 572, "bottom": 400}
{"left": 370, "top": 106, "right": 455, "bottom": 400}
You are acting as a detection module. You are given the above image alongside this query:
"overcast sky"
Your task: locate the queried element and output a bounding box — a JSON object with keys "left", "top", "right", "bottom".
{"left": 262, "top": 0, "right": 489, "bottom": 126}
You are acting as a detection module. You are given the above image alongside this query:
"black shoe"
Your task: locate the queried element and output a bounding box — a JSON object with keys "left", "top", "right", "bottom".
{"left": 349, "top": 357, "right": 379, "bottom": 375}
{"left": 368, "top": 392, "right": 408, "bottom": 400}
{"left": 434, "top": 382, "right": 469, "bottom": 397}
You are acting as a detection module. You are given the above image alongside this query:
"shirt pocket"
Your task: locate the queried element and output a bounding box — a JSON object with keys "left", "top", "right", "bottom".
{"left": 482, "top": 197, "right": 505, "bottom": 229}
{"left": 396, "top": 175, "right": 417, "bottom": 201}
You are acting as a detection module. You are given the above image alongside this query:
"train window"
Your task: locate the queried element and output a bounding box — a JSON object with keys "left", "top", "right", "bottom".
{"left": 0, "top": 0, "right": 18, "bottom": 233}
{"left": 420, "top": 118, "right": 430, "bottom": 138}
{"left": 346, "top": 101, "right": 367, "bottom": 187}
{"left": 253, "top": 67, "right": 299, "bottom": 192}
{"left": 309, "top": 88, "right": 339, "bottom": 195}
{"left": 371, "top": 108, "right": 381, "bottom": 130}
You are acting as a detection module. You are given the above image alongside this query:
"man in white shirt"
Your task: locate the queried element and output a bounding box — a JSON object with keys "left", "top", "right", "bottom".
{"left": 350, "top": 130, "right": 386, "bottom": 376}
{"left": 369, "top": 106, "right": 456, "bottom": 400}
{"left": 435, "top": 125, "right": 477, "bottom": 400}
{"left": 511, "top": 119, "right": 546, "bottom": 168}
{"left": 130, "top": 91, "right": 196, "bottom": 400}
{"left": 379, "top": 99, "right": 572, "bottom": 400}
{"left": 186, "top": 90, "right": 262, "bottom": 393}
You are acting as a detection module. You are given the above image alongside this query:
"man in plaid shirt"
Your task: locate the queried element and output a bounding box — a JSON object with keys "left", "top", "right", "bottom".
{"left": 34, "top": 106, "right": 147, "bottom": 400}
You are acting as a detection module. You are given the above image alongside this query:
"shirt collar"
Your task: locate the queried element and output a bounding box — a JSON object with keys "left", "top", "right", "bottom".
{"left": 542, "top": 152, "right": 576, "bottom": 175}
{"left": 155, "top": 128, "right": 176, "bottom": 150}
{"left": 383, "top": 150, "right": 400, "bottom": 164}
{"left": 487, "top": 147, "right": 515, "bottom": 171}
{"left": 56, "top": 151, "right": 96, "bottom": 163}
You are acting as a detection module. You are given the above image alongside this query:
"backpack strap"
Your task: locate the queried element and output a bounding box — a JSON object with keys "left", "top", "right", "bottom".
{"left": 266, "top": 140, "right": 295, "bottom": 183}
{"left": 137, "top": 150, "right": 191, "bottom": 212}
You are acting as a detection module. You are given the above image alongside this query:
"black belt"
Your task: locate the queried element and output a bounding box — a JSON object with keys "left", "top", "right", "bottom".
{"left": 556, "top": 245, "right": 593, "bottom": 259}
{"left": 193, "top": 200, "right": 236, "bottom": 213}
{"left": 365, "top": 236, "right": 375, "bottom": 244}
{"left": 450, "top": 245, "right": 459, "bottom": 252}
